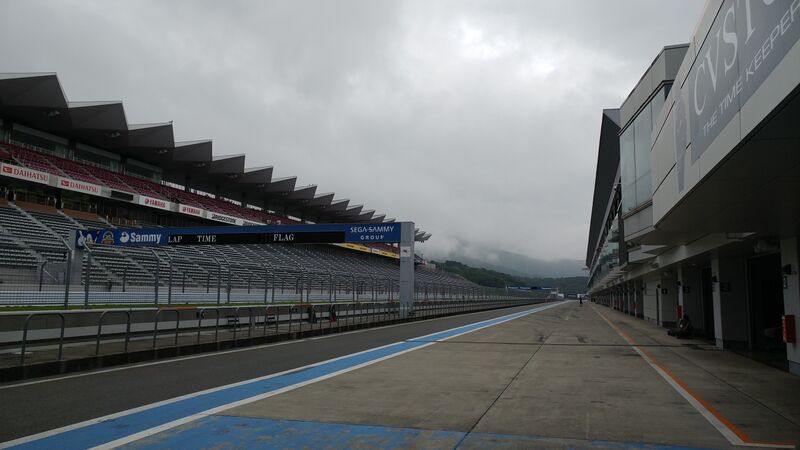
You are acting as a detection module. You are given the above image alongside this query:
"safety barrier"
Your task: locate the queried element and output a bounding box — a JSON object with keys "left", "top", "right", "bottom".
{"left": 5, "top": 298, "right": 545, "bottom": 367}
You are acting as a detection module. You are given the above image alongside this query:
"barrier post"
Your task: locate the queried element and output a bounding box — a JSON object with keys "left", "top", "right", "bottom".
{"left": 166, "top": 253, "right": 173, "bottom": 305}
{"left": 38, "top": 260, "right": 46, "bottom": 292}
{"left": 63, "top": 249, "right": 72, "bottom": 308}
{"left": 264, "top": 264, "right": 274, "bottom": 304}
{"left": 215, "top": 258, "right": 221, "bottom": 305}
{"left": 84, "top": 245, "right": 92, "bottom": 307}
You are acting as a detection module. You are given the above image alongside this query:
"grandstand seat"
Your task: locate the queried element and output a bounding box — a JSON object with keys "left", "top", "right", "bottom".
{"left": 1, "top": 146, "right": 473, "bottom": 295}
{"left": 0, "top": 203, "right": 476, "bottom": 293}
{"left": 4, "top": 144, "right": 64, "bottom": 175}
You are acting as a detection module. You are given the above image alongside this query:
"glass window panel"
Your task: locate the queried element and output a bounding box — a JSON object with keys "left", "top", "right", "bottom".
{"left": 619, "top": 127, "right": 635, "bottom": 188}
{"left": 634, "top": 102, "right": 652, "bottom": 180}
{"left": 635, "top": 172, "right": 652, "bottom": 206}
{"left": 622, "top": 182, "right": 636, "bottom": 213}
{"left": 650, "top": 86, "right": 666, "bottom": 129}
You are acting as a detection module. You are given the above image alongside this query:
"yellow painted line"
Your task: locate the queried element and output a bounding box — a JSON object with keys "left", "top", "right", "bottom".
{"left": 593, "top": 306, "right": 795, "bottom": 449}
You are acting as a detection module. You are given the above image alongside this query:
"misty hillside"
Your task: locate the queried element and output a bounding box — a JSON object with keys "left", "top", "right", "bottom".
{"left": 426, "top": 244, "right": 585, "bottom": 278}
{"left": 433, "top": 260, "right": 588, "bottom": 294}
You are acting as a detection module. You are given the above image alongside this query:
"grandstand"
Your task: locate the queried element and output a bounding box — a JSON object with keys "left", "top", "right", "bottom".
{"left": 0, "top": 73, "right": 467, "bottom": 304}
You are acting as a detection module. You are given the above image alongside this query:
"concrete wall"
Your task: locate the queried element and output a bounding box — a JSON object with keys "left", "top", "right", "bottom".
{"left": 712, "top": 255, "right": 749, "bottom": 349}
{"left": 780, "top": 237, "right": 800, "bottom": 375}
{"left": 642, "top": 273, "right": 660, "bottom": 323}
{"left": 678, "top": 265, "right": 704, "bottom": 333}
{"left": 659, "top": 271, "right": 678, "bottom": 327}
{"left": 635, "top": 279, "right": 644, "bottom": 318}
{"left": 619, "top": 45, "right": 688, "bottom": 128}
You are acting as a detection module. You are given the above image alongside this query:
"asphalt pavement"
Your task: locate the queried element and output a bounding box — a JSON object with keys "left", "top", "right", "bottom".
{"left": 0, "top": 303, "right": 539, "bottom": 442}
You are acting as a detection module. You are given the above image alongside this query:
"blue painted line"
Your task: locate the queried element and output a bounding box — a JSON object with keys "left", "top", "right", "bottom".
{"left": 119, "top": 415, "right": 465, "bottom": 450}
{"left": 115, "top": 416, "right": 718, "bottom": 450}
{"left": 8, "top": 302, "right": 563, "bottom": 449}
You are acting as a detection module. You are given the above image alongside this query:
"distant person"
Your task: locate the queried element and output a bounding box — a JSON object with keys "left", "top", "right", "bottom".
{"left": 579, "top": 296, "right": 583, "bottom": 306}
{"left": 307, "top": 305, "right": 317, "bottom": 324}
{"left": 329, "top": 304, "right": 337, "bottom": 322}
{"left": 668, "top": 315, "right": 693, "bottom": 338}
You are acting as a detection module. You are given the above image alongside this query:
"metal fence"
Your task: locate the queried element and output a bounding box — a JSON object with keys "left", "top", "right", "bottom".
{"left": 0, "top": 246, "right": 540, "bottom": 306}
{"left": 3, "top": 298, "right": 546, "bottom": 367}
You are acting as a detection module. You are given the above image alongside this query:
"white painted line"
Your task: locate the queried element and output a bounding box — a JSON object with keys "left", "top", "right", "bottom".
{"left": 89, "top": 342, "right": 440, "bottom": 450}
{"left": 631, "top": 341, "right": 744, "bottom": 445}
{"left": 1, "top": 302, "right": 567, "bottom": 449}
{"left": 0, "top": 303, "right": 536, "bottom": 390}
{"left": 594, "top": 307, "right": 794, "bottom": 449}
{"left": 0, "top": 338, "right": 422, "bottom": 449}
{"left": 92, "top": 301, "right": 568, "bottom": 450}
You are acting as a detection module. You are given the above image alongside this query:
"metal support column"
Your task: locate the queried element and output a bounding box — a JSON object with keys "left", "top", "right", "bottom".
{"left": 399, "top": 221, "right": 415, "bottom": 317}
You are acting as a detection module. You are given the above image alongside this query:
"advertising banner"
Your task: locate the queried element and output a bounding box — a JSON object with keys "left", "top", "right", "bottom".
{"left": 58, "top": 177, "right": 102, "bottom": 196}
{"left": 0, "top": 163, "right": 51, "bottom": 185}
{"left": 138, "top": 195, "right": 172, "bottom": 211}
{"left": 372, "top": 247, "right": 400, "bottom": 259}
{"left": 77, "top": 222, "right": 403, "bottom": 248}
{"left": 178, "top": 204, "right": 204, "bottom": 217}
{"left": 333, "top": 243, "right": 399, "bottom": 260}
{"left": 676, "top": 0, "right": 800, "bottom": 163}
{"left": 205, "top": 211, "right": 239, "bottom": 225}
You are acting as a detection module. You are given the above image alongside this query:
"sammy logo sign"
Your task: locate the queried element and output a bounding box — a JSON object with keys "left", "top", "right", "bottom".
{"left": 120, "top": 231, "right": 163, "bottom": 245}
{"left": 77, "top": 229, "right": 164, "bottom": 247}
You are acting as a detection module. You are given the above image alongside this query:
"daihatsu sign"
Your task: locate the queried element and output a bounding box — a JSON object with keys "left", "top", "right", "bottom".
{"left": 0, "top": 163, "right": 51, "bottom": 185}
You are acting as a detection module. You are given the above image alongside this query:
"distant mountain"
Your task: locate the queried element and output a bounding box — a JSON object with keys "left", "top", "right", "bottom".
{"left": 433, "top": 260, "right": 588, "bottom": 295}
{"left": 423, "top": 241, "right": 585, "bottom": 278}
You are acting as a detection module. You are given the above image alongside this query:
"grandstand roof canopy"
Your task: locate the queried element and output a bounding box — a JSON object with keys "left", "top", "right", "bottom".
{"left": 0, "top": 73, "right": 429, "bottom": 240}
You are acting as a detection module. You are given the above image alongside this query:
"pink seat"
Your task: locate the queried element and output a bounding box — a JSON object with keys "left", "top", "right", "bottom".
{"left": 1, "top": 142, "right": 314, "bottom": 227}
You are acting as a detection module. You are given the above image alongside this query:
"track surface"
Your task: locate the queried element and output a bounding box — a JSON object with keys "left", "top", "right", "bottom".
{"left": 0, "top": 304, "right": 538, "bottom": 442}
{"left": 4, "top": 301, "right": 800, "bottom": 449}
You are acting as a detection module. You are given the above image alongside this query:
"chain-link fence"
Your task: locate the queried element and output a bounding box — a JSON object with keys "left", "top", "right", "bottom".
{"left": 0, "top": 250, "right": 72, "bottom": 305}
{"left": 0, "top": 244, "right": 541, "bottom": 307}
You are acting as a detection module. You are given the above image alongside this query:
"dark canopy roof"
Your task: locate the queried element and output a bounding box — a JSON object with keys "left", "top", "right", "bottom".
{"left": 0, "top": 73, "right": 429, "bottom": 239}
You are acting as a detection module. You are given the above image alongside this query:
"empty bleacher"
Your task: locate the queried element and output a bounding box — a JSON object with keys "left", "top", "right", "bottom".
{"left": 0, "top": 203, "right": 474, "bottom": 296}
{"left": 0, "top": 142, "right": 472, "bottom": 297}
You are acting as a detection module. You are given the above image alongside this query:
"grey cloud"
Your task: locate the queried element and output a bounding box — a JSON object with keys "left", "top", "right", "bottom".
{"left": 0, "top": 0, "right": 704, "bottom": 262}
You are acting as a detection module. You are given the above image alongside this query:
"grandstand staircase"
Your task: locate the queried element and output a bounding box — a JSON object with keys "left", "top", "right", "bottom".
{"left": 4, "top": 203, "right": 63, "bottom": 264}
{"left": 9, "top": 203, "right": 117, "bottom": 283}
{"left": 156, "top": 247, "right": 205, "bottom": 288}
{"left": 57, "top": 212, "right": 156, "bottom": 286}
{"left": 13, "top": 204, "right": 68, "bottom": 247}
{"left": 0, "top": 219, "right": 41, "bottom": 267}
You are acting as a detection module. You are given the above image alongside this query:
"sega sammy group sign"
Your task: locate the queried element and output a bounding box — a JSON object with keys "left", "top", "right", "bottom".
{"left": 76, "top": 223, "right": 402, "bottom": 248}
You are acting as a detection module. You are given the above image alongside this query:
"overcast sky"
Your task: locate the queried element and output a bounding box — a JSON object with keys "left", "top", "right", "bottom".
{"left": 1, "top": 0, "right": 705, "bottom": 261}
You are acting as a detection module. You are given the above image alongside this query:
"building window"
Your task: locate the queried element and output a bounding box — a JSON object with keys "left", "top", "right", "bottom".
{"left": 619, "top": 84, "right": 670, "bottom": 214}
{"left": 620, "top": 126, "right": 636, "bottom": 213}
{"left": 633, "top": 102, "right": 652, "bottom": 206}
